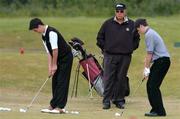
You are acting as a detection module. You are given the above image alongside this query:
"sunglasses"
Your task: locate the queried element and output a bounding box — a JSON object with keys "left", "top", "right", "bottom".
{"left": 116, "top": 10, "right": 124, "bottom": 13}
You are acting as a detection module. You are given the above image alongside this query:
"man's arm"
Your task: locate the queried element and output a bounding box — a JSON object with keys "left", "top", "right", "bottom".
{"left": 144, "top": 52, "right": 153, "bottom": 68}
{"left": 143, "top": 52, "right": 153, "bottom": 79}
{"left": 51, "top": 49, "right": 58, "bottom": 76}
{"left": 47, "top": 49, "right": 58, "bottom": 77}
{"left": 48, "top": 53, "right": 52, "bottom": 76}
{"left": 132, "top": 29, "right": 140, "bottom": 50}
{"left": 49, "top": 31, "right": 58, "bottom": 76}
{"left": 96, "top": 23, "right": 106, "bottom": 52}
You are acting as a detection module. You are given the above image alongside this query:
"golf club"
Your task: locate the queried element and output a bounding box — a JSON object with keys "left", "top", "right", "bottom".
{"left": 20, "top": 76, "right": 51, "bottom": 112}
{"left": 131, "top": 77, "right": 145, "bottom": 97}
{"left": 120, "top": 77, "right": 145, "bottom": 116}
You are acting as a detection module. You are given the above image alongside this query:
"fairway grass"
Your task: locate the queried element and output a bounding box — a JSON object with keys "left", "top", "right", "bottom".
{"left": 0, "top": 93, "right": 180, "bottom": 119}
{"left": 0, "top": 16, "right": 180, "bottom": 118}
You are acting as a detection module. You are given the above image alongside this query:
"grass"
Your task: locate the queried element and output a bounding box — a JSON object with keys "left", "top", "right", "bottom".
{"left": 0, "top": 94, "right": 180, "bottom": 119}
{"left": 0, "top": 16, "right": 180, "bottom": 119}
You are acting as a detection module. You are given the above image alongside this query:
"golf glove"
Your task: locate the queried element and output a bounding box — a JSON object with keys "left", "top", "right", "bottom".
{"left": 143, "top": 67, "right": 150, "bottom": 77}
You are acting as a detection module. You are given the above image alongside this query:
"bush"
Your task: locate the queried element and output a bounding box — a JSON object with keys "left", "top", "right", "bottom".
{"left": 0, "top": 0, "right": 179, "bottom": 17}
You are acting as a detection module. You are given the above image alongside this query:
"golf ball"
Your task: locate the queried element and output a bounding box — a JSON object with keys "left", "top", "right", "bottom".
{"left": 19, "top": 108, "right": 27, "bottom": 113}
{"left": 0, "top": 107, "right": 11, "bottom": 111}
{"left": 74, "top": 111, "right": 79, "bottom": 114}
{"left": 71, "top": 111, "right": 79, "bottom": 114}
{"left": 115, "top": 112, "right": 121, "bottom": 116}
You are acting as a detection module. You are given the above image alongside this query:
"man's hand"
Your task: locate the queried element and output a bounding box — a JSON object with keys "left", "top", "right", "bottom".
{"left": 51, "top": 49, "right": 58, "bottom": 76}
{"left": 143, "top": 53, "right": 152, "bottom": 79}
{"left": 48, "top": 66, "right": 52, "bottom": 77}
{"left": 51, "top": 64, "right": 57, "bottom": 76}
{"left": 143, "top": 67, "right": 150, "bottom": 79}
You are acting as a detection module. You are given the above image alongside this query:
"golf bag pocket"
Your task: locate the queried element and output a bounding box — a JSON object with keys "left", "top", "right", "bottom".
{"left": 80, "top": 56, "right": 104, "bottom": 96}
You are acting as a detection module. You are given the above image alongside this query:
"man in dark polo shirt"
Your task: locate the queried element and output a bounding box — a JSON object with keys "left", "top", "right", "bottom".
{"left": 29, "top": 18, "right": 73, "bottom": 114}
{"left": 96, "top": 3, "right": 140, "bottom": 109}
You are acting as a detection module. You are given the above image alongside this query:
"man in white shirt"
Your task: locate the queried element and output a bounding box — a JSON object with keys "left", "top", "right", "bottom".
{"left": 29, "top": 18, "right": 73, "bottom": 114}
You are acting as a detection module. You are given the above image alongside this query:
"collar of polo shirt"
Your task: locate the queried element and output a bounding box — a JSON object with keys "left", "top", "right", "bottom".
{"left": 42, "top": 25, "right": 48, "bottom": 36}
{"left": 114, "top": 16, "right": 128, "bottom": 24}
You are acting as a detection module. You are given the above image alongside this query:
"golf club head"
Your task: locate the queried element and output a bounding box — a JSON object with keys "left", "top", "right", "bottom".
{"left": 19, "top": 76, "right": 51, "bottom": 113}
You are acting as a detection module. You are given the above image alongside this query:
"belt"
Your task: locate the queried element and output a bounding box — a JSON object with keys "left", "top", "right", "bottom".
{"left": 154, "top": 57, "right": 170, "bottom": 62}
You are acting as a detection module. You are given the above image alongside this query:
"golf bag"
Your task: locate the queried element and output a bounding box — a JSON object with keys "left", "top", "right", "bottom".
{"left": 69, "top": 37, "right": 104, "bottom": 97}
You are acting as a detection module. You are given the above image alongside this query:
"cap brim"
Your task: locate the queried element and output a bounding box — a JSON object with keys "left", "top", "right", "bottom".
{"left": 116, "top": 8, "right": 125, "bottom": 10}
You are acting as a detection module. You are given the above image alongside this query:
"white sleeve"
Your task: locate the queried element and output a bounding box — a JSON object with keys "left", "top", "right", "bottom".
{"left": 42, "top": 41, "right": 49, "bottom": 53}
{"left": 49, "top": 31, "right": 58, "bottom": 49}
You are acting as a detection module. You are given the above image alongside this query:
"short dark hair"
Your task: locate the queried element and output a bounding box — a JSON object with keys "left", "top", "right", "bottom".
{"left": 134, "top": 19, "right": 148, "bottom": 29}
{"left": 29, "top": 18, "right": 44, "bottom": 30}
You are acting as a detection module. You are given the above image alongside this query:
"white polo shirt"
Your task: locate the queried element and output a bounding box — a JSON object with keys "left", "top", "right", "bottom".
{"left": 42, "top": 25, "right": 58, "bottom": 53}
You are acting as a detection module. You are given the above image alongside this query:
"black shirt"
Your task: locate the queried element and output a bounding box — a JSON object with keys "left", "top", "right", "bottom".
{"left": 97, "top": 17, "right": 140, "bottom": 54}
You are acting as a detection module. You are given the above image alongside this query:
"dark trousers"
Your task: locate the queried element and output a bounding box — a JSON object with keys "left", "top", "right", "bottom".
{"left": 147, "top": 57, "right": 170, "bottom": 115}
{"left": 50, "top": 52, "right": 73, "bottom": 109}
{"left": 103, "top": 53, "right": 131, "bottom": 104}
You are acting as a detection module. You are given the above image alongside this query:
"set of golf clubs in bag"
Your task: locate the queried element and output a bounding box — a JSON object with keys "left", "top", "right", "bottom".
{"left": 20, "top": 37, "right": 144, "bottom": 112}
{"left": 69, "top": 37, "right": 142, "bottom": 98}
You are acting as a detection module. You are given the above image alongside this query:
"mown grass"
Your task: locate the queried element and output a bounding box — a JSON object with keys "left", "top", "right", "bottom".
{"left": 1, "top": 16, "right": 179, "bottom": 96}
{"left": 0, "top": 16, "right": 180, "bottom": 119}
{"left": 0, "top": 95, "right": 180, "bottom": 119}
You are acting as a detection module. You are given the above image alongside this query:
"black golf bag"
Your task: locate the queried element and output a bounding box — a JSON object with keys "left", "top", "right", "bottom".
{"left": 69, "top": 37, "right": 104, "bottom": 97}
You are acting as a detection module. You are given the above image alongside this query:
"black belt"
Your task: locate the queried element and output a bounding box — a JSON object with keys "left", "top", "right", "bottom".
{"left": 154, "top": 57, "right": 170, "bottom": 62}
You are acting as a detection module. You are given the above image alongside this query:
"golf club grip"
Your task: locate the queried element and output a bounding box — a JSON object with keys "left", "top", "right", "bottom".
{"left": 142, "top": 77, "right": 146, "bottom": 82}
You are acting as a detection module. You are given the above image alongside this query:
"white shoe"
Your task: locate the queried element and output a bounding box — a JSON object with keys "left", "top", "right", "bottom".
{"left": 41, "top": 108, "right": 51, "bottom": 113}
{"left": 49, "top": 108, "right": 66, "bottom": 114}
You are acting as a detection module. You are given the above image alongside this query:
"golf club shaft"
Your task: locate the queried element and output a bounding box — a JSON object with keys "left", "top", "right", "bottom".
{"left": 131, "top": 78, "right": 145, "bottom": 97}
{"left": 27, "top": 76, "right": 51, "bottom": 109}
{"left": 86, "top": 64, "right": 93, "bottom": 98}
{"left": 121, "top": 78, "right": 145, "bottom": 116}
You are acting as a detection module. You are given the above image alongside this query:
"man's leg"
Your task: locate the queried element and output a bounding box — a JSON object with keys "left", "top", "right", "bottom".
{"left": 146, "top": 58, "right": 170, "bottom": 116}
{"left": 50, "top": 53, "right": 73, "bottom": 109}
{"left": 103, "top": 53, "right": 117, "bottom": 109}
{"left": 50, "top": 72, "right": 57, "bottom": 108}
{"left": 112, "top": 54, "right": 131, "bottom": 108}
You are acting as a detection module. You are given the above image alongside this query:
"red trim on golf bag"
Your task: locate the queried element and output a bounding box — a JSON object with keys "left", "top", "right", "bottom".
{"left": 79, "top": 56, "right": 102, "bottom": 83}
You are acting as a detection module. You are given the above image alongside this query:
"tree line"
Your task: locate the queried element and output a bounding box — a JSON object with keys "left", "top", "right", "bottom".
{"left": 0, "top": 0, "right": 179, "bottom": 17}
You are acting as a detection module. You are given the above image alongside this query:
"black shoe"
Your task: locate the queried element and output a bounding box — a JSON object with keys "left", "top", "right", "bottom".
{"left": 158, "top": 110, "right": 166, "bottom": 116}
{"left": 150, "top": 108, "right": 166, "bottom": 116}
{"left": 145, "top": 112, "right": 158, "bottom": 117}
{"left": 145, "top": 112, "right": 166, "bottom": 117}
{"left": 115, "top": 102, "right": 125, "bottom": 109}
{"left": 160, "top": 114, "right": 166, "bottom": 116}
{"left": 112, "top": 99, "right": 126, "bottom": 105}
{"left": 103, "top": 103, "right": 110, "bottom": 109}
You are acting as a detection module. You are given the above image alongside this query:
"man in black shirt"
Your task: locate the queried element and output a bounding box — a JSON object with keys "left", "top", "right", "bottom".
{"left": 29, "top": 18, "right": 73, "bottom": 113}
{"left": 97, "top": 3, "right": 140, "bottom": 109}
